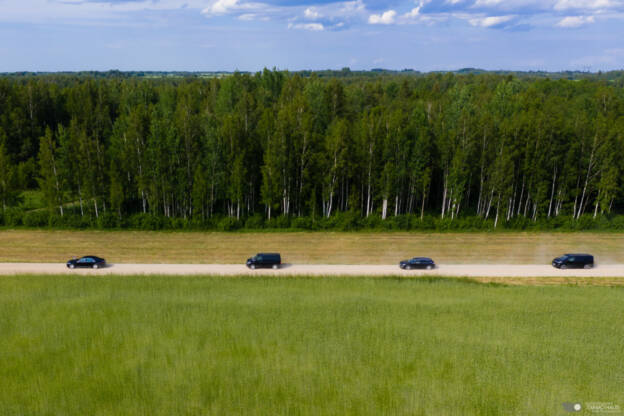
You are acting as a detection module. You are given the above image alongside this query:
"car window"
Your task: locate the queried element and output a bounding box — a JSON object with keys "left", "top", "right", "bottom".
{"left": 568, "top": 257, "right": 575, "bottom": 262}
{"left": 257, "top": 256, "right": 263, "bottom": 261}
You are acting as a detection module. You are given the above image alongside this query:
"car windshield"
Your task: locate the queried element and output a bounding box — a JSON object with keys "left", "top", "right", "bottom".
{"left": 558, "top": 255, "right": 569, "bottom": 261}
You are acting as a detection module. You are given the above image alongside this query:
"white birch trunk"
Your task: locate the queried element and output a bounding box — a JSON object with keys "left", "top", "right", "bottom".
{"left": 494, "top": 194, "right": 501, "bottom": 228}
{"left": 382, "top": 198, "right": 388, "bottom": 220}
{"left": 441, "top": 173, "right": 448, "bottom": 218}
{"left": 547, "top": 167, "right": 557, "bottom": 218}
{"left": 577, "top": 135, "right": 597, "bottom": 219}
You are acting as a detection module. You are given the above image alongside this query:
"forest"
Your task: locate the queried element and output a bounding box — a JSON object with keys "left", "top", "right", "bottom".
{"left": 1, "top": 70, "right": 623, "bottom": 231}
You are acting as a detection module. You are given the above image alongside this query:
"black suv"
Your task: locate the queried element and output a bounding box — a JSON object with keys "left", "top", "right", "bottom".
{"left": 552, "top": 254, "right": 594, "bottom": 269}
{"left": 399, "top": 257, "right": 435, "bottom": 270}
{"left": 246, "top": 253, "right": 281, "bottom": 270}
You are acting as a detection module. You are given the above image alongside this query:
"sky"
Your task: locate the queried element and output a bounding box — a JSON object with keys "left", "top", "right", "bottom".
{"left": 1, "top": 0, "right": 623, "bottom": 72}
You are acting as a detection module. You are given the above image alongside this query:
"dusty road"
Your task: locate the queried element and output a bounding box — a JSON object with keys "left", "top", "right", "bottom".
{"left": 1, "top": 263, "right": 623, "bottom": 278}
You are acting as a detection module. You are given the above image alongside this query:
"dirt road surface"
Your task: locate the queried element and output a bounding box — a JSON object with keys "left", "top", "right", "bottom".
{"left": 1, "top": 263, "right": 623, "bottom": 278}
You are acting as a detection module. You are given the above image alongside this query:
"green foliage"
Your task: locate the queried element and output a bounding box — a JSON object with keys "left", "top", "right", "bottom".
{"left": 217, "top": 216, "right": 243, "bottom": 231}
{"left": 2, "top": 207, "right": 23, "bottom": 226}
{"left": 244, "top": 213, "right": 265, "bottom": 229}
{"left": 97, "top": 212, "right": 121, "bottom": 229}
{"left": 126, "top": 214, "right": 166, "bottom": 230}
{"left": 6, "top": 209, "right": 624, "bottom": 232}
{"left": 46, "top": 213, "right": 93, "bottom": 229}
{"left": 265, "top": 215, "right": 291, "bottom": 229}
{"left": 290, "top": 216, "right": 315, "bottom": 230}
{"left": 18, "top": 190, "right": 45, "bottom": 210}
{"left": 22, "top": 210, "right": 49, "bottom": 227}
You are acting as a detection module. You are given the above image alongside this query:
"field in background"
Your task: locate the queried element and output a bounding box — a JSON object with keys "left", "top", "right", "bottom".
{"left": 1, "top": 230, "right": 624, "bottom": 264}
{"left": 0, "top": 275, "right": 621, "bottom": 415}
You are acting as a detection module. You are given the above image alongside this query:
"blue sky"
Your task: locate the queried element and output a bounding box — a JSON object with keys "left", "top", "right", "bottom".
{"left": 1, "top": 0, "right": 623, "bottom": 72}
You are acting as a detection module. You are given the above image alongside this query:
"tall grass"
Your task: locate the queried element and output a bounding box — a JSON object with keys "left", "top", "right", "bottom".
{"left": 0, "top": 275, "right": 622, "bottom": 415}
{"left": 2, "top": 230, "right": 624, "bottom": 264}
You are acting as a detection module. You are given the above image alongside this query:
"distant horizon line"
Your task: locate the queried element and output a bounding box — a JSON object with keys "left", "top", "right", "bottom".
{"left": 2, "top": 67, "right": 623, "bottom": 75}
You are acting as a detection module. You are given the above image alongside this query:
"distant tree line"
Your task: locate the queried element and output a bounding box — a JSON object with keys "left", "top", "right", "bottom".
{"left": 1, "top": 70, "right": 623, "bottom": 229}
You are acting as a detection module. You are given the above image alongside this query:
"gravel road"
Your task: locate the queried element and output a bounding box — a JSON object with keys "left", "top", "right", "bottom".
{"left": 1, "top": 263, "right": 623, "bottom": 277}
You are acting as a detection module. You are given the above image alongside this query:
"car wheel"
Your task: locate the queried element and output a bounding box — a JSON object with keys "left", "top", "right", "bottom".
{"left": 406, "top": 265, "right": 412, "bottom": 270}
{"left": 250, "top": 264, "right": 256, "bottom": 270}
{"left": 92, "top": 264, "right": 98, "bottom": 269}
{"left": 272, "top": 264, "right": 279, "bottom": 270}
{"left": 584, "top": 264, "right": 592, "bottom": 269}
{"left": 560, "top": 264, "right": 567, "bottom": 270}
{"left": 426, "top": 265, "right": 433, "bottom": 270}
{"left": 68, "top": 264, "right": 75, "bottom": 269}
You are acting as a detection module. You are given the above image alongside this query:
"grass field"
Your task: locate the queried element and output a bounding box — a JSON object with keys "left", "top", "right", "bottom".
{"left": 0, "top": 274, "right": 621, "bottom": 415}
{"left": 1, "top": 229, "right": 624, "bottom": 264}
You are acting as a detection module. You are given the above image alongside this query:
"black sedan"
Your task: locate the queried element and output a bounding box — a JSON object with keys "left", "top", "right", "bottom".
{"left": 67, "top": 256, "right": 106, "bottom": 269}
{"left": 399, "top": 257, "right": 435, "bottom": 270}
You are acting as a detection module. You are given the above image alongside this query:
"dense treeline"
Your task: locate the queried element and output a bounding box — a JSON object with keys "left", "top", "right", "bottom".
{"left": 5, "top": 69, "right": 624, "bottom": 82}
{"left": 1, "top": 70, "right": 624, "bottom": 230}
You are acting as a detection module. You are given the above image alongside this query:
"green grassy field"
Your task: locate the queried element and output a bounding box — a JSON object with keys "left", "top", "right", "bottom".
{"left": 0, "top": 274, "right": 622, "bottom": 415}
{"left": 2, "top": 229, "right": 624, "bottom": 264}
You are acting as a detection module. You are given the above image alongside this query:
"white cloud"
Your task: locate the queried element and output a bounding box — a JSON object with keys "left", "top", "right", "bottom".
{"left": 401, "top": 0, "right": 432, "bottom": 21}
{"left": 304, "top": 7, "right": 321, "bottom": 19}
{"left": 204, "top": 0, "right": 239, "bottom": 16}
{"left": 307, "top": 0, "right": 365, "bottom": 21}
{"left": 2, "top": 0, "right": 619, "bottom": 33}
{"left": 468, "top": 15, "right": 513, "bottom": 26}
{"left": 287, "top": 0, "right": 365, "bottom": 29}
{"left": 368, "top": 10, "right": 397, "bottom": 24}
{"left": 201, "top": 0, "right": 271, "bottom": 18}
{"left": 0, "top": 0, "right": 210, "bottom": 24}
{"left": 554, "top": 0, "right": 616, "bottom": 10}
{"left": 473, "top": 0, "right": 504, "bottom": 6}
{"left": 556, "top": 14, "right": 596, "bottom": 26}
{"left": 339, "top": 0, "right": 366, "bottom": 14}
{"left": 288, "top": 22, "right": 324, "bottom": 31}
{"left": 403, "top": 7, "right": 421, "bottom": 18}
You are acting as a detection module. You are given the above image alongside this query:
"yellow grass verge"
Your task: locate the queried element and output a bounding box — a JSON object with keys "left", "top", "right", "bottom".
{"left": 466, "top": 276, "right": 624, "bottom": 286}
{"left": 1, "top": 229, "right": 624, "bottom": 265}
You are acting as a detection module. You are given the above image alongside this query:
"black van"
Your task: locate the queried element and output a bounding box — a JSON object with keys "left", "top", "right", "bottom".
{"left": 552, "top": 254, "right": 594, "bottom": 269}
{"left": 246, "top": 253, "right": 281, "bottom": 270}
